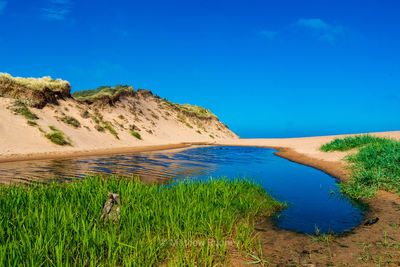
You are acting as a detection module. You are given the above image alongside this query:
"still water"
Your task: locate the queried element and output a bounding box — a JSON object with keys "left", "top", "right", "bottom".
{"left": 0, "top": 146, "right": 366, "bottom": 234}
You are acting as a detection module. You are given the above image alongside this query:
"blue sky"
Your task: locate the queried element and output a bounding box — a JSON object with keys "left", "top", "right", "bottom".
{"left": 1, "top": 0, "right": 399, "bottom": 138}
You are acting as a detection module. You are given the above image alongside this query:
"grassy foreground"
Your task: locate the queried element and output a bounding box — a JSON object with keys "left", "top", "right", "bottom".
{"left": 0, "top": 176, "right": 283, "bottom": 266}
{"left": 321, "top": 135, "right": 400, "bottom": 198}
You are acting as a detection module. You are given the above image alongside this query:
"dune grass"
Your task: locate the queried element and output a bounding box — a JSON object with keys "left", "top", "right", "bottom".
{"left": 0, "top": 73, "right": 69, "bottom": 92}
{"left": 321, "top": 135, "right": 400, "bottom": 198}
{"left": 163, "top": 99, "right": 216, "bottom": 119}
{"left": 11, "top": 100, "right": 39, "bottom": 120}
{"left": 45, "top": 126, "right": 70, "bottom": 146}
{"left": 60, "top": 115, "right": 81, "bottom": 128}
{"left": 27, "top": 120, "right": 38, "bottom": 126}
{"left": 320, "top": 135, "right": 386, "bottom": 152}
{"left": 71, "top": 85, "right": 133, "bottom": 101}
{"left": 130, "top": 130, "right": 142, "bottom": 140}
{"left": 104, "top": 122, "right": 119, "bottom": 139}
{"left": 0, "top": 176, "right": 283, "bottom": 266}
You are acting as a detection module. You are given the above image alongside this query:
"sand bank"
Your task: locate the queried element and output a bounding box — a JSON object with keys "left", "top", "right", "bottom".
{"left": 0, "top": 143, "right": 192, "bottom": 163}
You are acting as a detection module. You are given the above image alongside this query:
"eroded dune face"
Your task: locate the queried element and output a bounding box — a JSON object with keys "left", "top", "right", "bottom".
{"left": 0, "top": 74, "right": 238, "bottom": 157}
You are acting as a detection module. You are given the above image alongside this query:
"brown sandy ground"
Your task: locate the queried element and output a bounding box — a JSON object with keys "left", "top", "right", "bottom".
{"left": 219, "top": 132, "right": 400, "bottom": 266}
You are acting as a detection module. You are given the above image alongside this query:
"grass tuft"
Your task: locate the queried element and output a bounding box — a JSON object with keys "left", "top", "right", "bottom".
{"left": 321, "top": 135, "right": 400, "bottom": 198}
{"left": 163, "top": 99, "right": 217, "bottom": 119}
{"left": 81, "top": 110, "right": 90, "bottom": 119}
{"left": 95, "top": 125, "right": 105, "bottom": 132}
{"left": 0, "top": 176, "right": 283, "bottom": 266}
{"left": 104, "top": 122, "right": 119, "bottom": 139}
{"left": 11, "top": 100, "right": 39, "bottom": 120}
{"left": 27, "top": 120, "right": 38, "bottom": 126}
{"left": 71, "top": 85, "right": 133, "bottom": 101}
{"left": 60, "top": 115, "right": 81, "bottom": 128}
{"left": 46, "top": 126, "right": 70, "bottom": 146}
{"left": 130, "top": 130, "right": 142, "bottom": 140}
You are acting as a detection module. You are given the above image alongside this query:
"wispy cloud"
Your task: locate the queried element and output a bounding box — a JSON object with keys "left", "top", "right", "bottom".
{"left": 296, "top": 18, "right": 344, "bottom": 44}
{"left": 42, "top": 0, "right": 72, "bottom": 20}
{"left": 0, "top": 1, "right": 7, "bottom": 15}
{"left": 297, "top": 18, "right": 329, "bottom": 30}
{"left": 258, "top": 30, "right": 278, "bottom": 40}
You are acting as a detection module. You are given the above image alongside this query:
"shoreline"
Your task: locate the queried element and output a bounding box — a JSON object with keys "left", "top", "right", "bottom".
{"left": 2, "top": 130, "right": 399, "bottom": 165}
{"left": 0, "top": 143, "right": 191, "bottom": 164}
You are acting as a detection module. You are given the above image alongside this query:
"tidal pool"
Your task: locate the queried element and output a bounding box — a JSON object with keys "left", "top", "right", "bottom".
{"left": 0, "top": 145, "right": 366, "bottom": 234}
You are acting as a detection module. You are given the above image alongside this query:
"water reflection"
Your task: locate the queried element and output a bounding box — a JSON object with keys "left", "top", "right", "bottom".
{"left": 0, "top": 147, "right": 217, "bottom": 184}
{"left": 0, "top": 145, "right": 366, "bottom": 234}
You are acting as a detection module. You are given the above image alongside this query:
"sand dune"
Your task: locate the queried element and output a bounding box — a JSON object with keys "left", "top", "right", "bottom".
{"left": 0, "top": 79, "right": 237, "bottom": 162}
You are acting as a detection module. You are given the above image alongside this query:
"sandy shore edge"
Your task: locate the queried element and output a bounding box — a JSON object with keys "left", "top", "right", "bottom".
{"left": 0, "top": 143, "right": 191, "bottom": 163}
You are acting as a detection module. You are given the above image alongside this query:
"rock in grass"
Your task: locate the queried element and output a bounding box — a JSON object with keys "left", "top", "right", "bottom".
{"left": 100, "top": 193, "right": 120, "bottom": 223}
{"left": 364, "top": 217, "right": 379, "bottom": 226}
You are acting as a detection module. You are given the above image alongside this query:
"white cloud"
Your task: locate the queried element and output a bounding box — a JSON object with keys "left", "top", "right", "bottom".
{"left": 0, "top": 1, "right": 7, "bottom": 14}
{"left": 296, "top": 18, "right": 344, "bottom": 44}
{"left": 259, "top": 30, "right": 278, "bottom": 40}
{"left": 42, "top": 0, "right": 72, "bottom": 20}
{"left": 297, "top": 18, "right": 329, "bottom": 30}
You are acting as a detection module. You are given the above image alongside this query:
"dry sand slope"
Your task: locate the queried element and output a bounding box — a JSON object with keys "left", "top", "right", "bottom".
{"left": 0, "top": 83, "right": 238, "bottom": 163}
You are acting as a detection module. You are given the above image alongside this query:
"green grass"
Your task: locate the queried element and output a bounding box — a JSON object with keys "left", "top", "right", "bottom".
{"left": 60, "top": 115, "right": 81, "bottom": 128}
{"left": 320, "top": 135, "right": 400, "bottom": 198}
{"left": 11, "top": 101, "right": 39, "bottom": 120}
{"left": 104, "top": 122, "right": 119, "bottom": 139}
{"left": 163, "top": 99, "right": 217, "bottom": 119}
{"left": 0, "top": 176, "right": 283, "bottom": 266}
{"left": 95, "top": 125, "right": 105, "bottom": 132}
{"left": 71, "top": 85, "right": 133, "bottom": 101}
{"left": 177, "top": 113, "right": 193, "bottom": 128}
{"left": 81, "top": 110, "right": 90, "bottom": 119}
{"left": 0, "top": 73, "right": 69, "bottom": 92}
{"left": 45, "top": 126, "right": 70, "bottom": 146}
{"left": 91, "top": 111, "right": 118, "bottom": 138}
{"left": 320, "top": 135, "right": 386, "bottom": 152}
{"left": 130, "top": 130, "right": 142, "bottom": 140}
{"left": 27, "top": 120, "right": 38, "bottom": 126}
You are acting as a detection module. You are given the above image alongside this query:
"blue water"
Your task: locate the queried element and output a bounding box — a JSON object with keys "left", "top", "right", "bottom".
{"left": 0, "top": 145, "right": 366, "bottom": 234}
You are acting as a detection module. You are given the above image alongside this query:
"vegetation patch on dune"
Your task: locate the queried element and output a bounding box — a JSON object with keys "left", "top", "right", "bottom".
{"left": 104, "top": 122, "right": 119, "bottom": 139}
{"left": 91, "top": 110, "right": 119, "bottom": 138}
{"left": 71, "top": 85, "right": 133, "bottom": 102}
{"left": 0, "top": 73, "right": 71, "bottom": 108}
{"left": 45, "top": 126, "right": 71, "bottom": 146}
{"left": 10, "top": 100, "right": 39, "bottom": 120}
{"left": 0, "top": 176, "right": 283, "bottom": 266}
{"left": 163, "top": 99, "right": 217, "bottom": 119}
{"left": 0, "top": 73, "right": 70, "bottom": 93}
{"left": 130, "top": 130, "right": 142, "bottom": 140}
{"left": 321, "top": 135, "right": 400, "bottom": 198}
{"left": 27, "top": 120, "right": 38, "bottom": 126}
{"left": 177, "top": 113, "right": 193, "bottom": 128}
{"left": 60, "top": 115, "right": 81, "bottom": 128}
